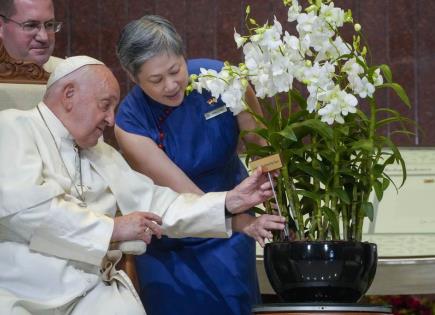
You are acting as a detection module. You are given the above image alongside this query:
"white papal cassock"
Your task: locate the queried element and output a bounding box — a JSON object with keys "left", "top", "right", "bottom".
{"left": 0, "top": 103, "right": 232, "bottom": 315}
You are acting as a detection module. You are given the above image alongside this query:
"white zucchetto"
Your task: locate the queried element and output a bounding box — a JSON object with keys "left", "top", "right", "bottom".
{"left": 46, "top": 55, "right": 104, "bottom": 89}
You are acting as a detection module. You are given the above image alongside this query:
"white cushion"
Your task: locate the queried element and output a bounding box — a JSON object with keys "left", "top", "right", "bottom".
{"left": 43, "top": 56, "right": 63, "bottom": 74}
{"left": 0, "top": 56, "right": 63, "bottom": 111}
{"left": 114, "top": 240, "right": 147, "bottom": 255}
{"left": 0, "top": 83, "right": 45, "bottom": 111}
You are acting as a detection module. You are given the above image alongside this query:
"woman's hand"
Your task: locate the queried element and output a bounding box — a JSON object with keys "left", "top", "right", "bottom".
{"left": 112, "top": 211, "right": 163, "bottom": 244}
{"left": 232, "top": 213, "right": 285, "bottom": 247}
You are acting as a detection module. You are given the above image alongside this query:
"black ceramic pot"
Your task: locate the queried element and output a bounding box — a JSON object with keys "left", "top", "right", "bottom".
{"left": 264, "top": 241, "right": 377, "bottom": 303}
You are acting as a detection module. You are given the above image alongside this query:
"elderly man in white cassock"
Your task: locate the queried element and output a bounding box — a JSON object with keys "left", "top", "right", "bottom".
{"left": 0, "top": 56, "right": 284, "bottom": 315}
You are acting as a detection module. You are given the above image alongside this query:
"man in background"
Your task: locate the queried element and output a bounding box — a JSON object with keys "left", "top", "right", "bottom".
{"left": 0, "top": 0, "right": 60, "bottom": 70}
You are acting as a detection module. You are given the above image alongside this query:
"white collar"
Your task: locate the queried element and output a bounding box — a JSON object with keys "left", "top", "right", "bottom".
{"left": 37, "top": 102, "right": 75, "bottom": 148}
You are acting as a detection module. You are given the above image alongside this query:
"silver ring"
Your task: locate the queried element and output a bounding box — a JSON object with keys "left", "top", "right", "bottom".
{"left": 144, "top": 227, "right": 150, "bottom": 233}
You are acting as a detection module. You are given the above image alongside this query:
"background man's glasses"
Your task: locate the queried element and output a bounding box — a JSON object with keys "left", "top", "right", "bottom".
{"left": 0, "top": 14, "right": 62, "bottom": 34}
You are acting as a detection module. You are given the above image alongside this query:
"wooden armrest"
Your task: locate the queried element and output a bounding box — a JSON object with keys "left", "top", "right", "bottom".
{"left": 118, "top": 254, "right": 140, "bottom": 292}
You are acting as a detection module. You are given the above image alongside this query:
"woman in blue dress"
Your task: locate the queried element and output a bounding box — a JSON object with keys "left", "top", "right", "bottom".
{"left": 115, "top": 15, "right": 284, "bottom": 315}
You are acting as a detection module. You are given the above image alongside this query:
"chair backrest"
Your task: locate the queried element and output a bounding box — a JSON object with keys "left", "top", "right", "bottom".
{"left": 0, "top": 42, "right": 49, "bottom": 111}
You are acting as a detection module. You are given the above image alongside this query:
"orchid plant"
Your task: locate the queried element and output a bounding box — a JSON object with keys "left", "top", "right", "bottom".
{"left": 189, "top": 0, "right": 412, "bottom": 242}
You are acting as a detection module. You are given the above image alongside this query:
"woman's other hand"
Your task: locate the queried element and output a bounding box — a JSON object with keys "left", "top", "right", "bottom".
{"left": 232, "top": 213, "right": 285, "bottom": 247}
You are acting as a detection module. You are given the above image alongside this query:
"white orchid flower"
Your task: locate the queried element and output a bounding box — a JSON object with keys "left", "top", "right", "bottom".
{"left": 287, "top": 0, "right": 302, "bottom": 22}
{"left": 190, "top": 0, "right": 380, "bottom": 119}
{"left": 319, "top": 2, "right": 345, "bottom": 28}
{"left": 221, "top": 78, "right": 247, "bottom": 115}
{"left": 234, "top": 30, "right": 246, "bottom": 48}
{"left": 373, "top": 68, "right": 384, "bottom": 86}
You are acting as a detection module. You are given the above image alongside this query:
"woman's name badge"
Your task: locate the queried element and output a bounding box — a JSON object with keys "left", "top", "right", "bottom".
{"left": 204, "top": 105, "right": 227, "bottom": 120}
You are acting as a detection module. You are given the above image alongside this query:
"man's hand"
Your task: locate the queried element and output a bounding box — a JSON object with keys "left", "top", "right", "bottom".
{"left": 225, "top": 167, "right": 274, "bottom": 214}
{"left": 112, "top": 212, "right": 163, "bottom": 244}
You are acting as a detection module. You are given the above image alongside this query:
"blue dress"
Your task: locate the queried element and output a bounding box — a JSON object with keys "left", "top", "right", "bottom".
{"left": 115, "top": 59, "right": 260, "bottom": 315}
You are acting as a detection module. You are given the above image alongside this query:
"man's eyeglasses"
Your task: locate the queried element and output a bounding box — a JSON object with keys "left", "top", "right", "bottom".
{"left": 0, "top": 14, "right": 62, "bottom": 34}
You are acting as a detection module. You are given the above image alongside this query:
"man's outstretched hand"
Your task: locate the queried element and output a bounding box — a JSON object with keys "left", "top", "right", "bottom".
{"left": 225, "top": 167, "right": 274, "bottom": 215}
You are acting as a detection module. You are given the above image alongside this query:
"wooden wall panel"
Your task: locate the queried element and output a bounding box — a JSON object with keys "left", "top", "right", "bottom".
{"left": 8, "top": 0, "right": 429, "bottom": 146}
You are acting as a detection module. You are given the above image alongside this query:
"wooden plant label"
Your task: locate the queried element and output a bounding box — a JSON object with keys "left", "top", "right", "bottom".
{"left": 249, "top": 154, "right": 282, "bottom": 172}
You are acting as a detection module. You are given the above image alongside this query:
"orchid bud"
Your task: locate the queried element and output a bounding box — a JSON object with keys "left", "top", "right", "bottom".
{"left": 344, "top": 10, "right": 353, "bottom": 23}
{"left": 354, "top": 23, "right": 361, "bottom": 32}
{"left": 241, "top": 78, "right": 249, "bottom": 88}
{"left": 246, "top": 5, "right": 250, "bottom": 15}
{"left": 306, "top": 4, "right": 317, "bottom": 13}
{"left": 185, "top": 85, "right": 193, "bottom": 94}
{"left": 352, "top": 35, "right": 361, "bottom": 51}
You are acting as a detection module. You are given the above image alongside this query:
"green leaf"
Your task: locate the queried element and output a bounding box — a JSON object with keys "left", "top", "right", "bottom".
{"left": 244, "top": 139, "right": 268, "bottom": 151}
{"left": 371, "top": 155, "right": 394, "bottom": 178}
{"left": 335, "top": 124, "right": 351, "bottom": 137}
{"left": 245, "top": 109, "right": 269, "bottom": 128}
{"left": 379, "top": 83, "right": 411, "bottom": 108}
{"left": 380, "top": 137, "right": 407, "bottom": 187}
{"left": 244, "top": 143, "right": 274, "bottom": 159}
{"left": 361, "top": 201, "right": 374, "bottom": 221}
{"left": 322, "top": 206, "right": 340, "bottom": 236}
{"left": 300, "top": 196, "right": 315, "bottom": 212}
{"left": 383, "top": 153, "right": 396, "bottom": 166}
{"left": 293, "top": 119, "right": 334, "bottom": 141}
{"left": 295, "top": 163, "right": 329, "bottom": 184}
{"left": 382, "top": 177, "right": 390, "bottom": 190}
{"left": 390, "top": 130, "right": 416, "bottom": 137}
{"left": 379, "top": 64, "right": 393, "bottom": 83}
{"left": 240, "top": 128, "right": 269, "bottom": 141}
{"left": 288, "top": 109, "right": 310, "bottom": 124}
{"left": 375, "top": 107, "right": 401, "bottom": 116}
{"left": 290, "top": 90, "right": 308, "bottom": 110}
{"left": 268, "top": 135, "right": 281, "bottom": 149}
{"left": 376, "top": 116, "right": 409, "bottom": 129}
{"left": 251, "top": 206, "right": 266, "bottom": 215}
{"left": 276, "top": 125, "right": 298, "bottom": 141}
{"left": 351, "top": 139, "right": 373, "bottom": 152}
{"left": 355, "top": 109, "right": 369, "bottom": 123}
{"left": 296, "top": 189, "right": 322, "bottom": 201}
{"left": 372, "top": 164, "right": 384, "bottom": 179}
{"left": 330, "top": 188, "right": 351, "bottom": 204}
{"left": 269, "top": 110, "right": 282, "bottom": 133}
{"left": 373, "top": 179, "right": 384, "bottom": 201}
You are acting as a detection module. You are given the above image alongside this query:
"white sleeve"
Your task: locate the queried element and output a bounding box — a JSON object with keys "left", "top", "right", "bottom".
{"left": 28, "top": 198, "right": 113, "bottom": 266}
{"left": 157, "top": 191, "right": 233, "bottom": 238}
{"left": 1, "top": 197, "right": 114, "bottom": 266}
